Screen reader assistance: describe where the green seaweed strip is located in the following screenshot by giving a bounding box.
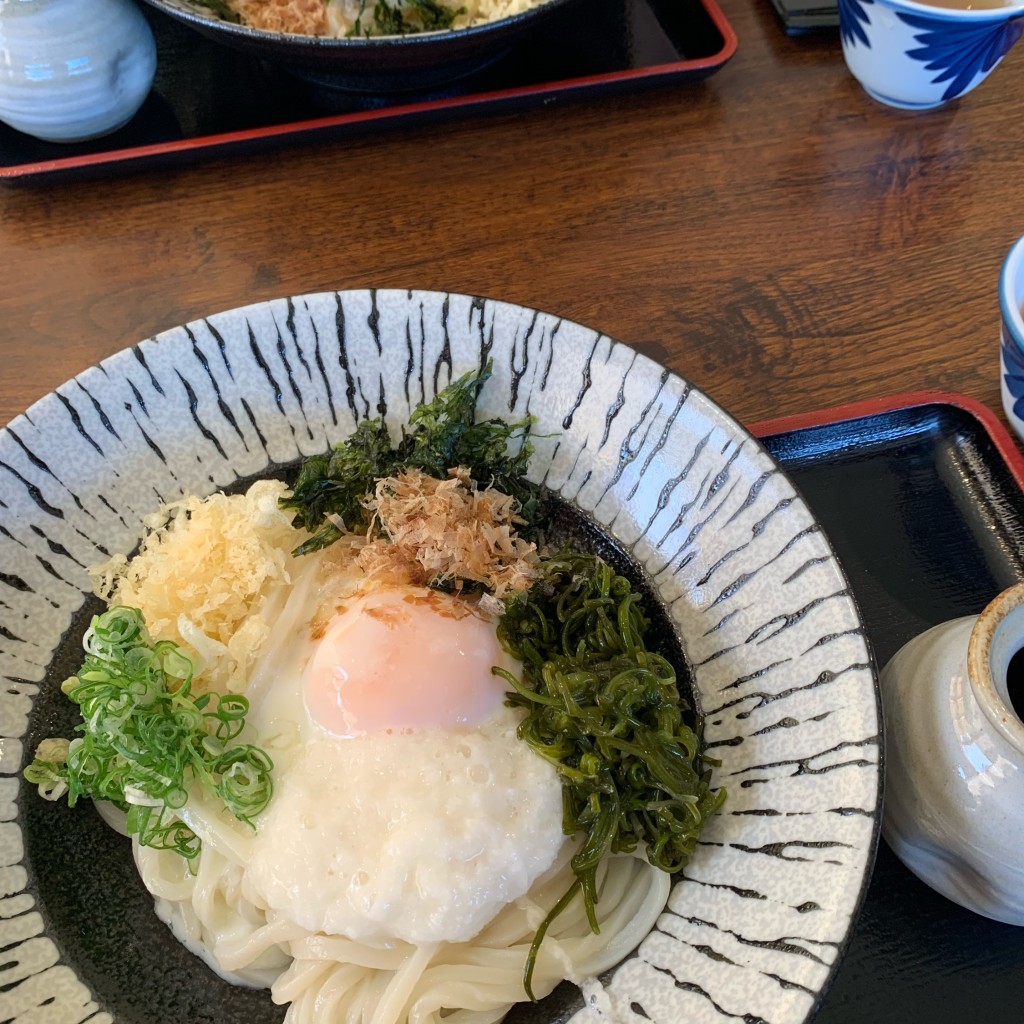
[497,552,726,998]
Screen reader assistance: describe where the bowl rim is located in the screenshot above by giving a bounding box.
[848,0,1024,24]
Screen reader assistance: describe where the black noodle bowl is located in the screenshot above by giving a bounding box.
[21,465,700,1024]
[136,0,586,92]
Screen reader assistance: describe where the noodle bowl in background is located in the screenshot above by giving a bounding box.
[227,0,553,37]
[135,0,584,92]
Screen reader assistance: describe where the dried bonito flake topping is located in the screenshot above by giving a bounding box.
[358,467,540,597]
[231,0,329,34]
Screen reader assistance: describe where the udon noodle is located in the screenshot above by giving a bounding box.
[136,814,668,1024]
[31,359,722,1024]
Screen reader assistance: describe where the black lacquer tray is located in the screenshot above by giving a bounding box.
[753,392,1024,1024]
[0,0,737,185]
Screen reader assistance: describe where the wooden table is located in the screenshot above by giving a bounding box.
[2,0,1022,436]
[2,3,1024,1022]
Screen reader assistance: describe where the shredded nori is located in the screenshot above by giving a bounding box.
[280,363,538,555]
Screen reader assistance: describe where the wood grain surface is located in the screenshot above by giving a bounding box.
[1,0,1022,437]
[2,7,1024,1024]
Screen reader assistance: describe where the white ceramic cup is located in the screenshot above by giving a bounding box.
[0,0,157,143]
[838,0,1024,110]
[999,235,1024,447]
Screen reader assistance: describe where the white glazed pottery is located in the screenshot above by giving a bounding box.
[837,0,1024,110]
[0,0,156,143]
[882,582,1024,924]
[999,234,1024,447]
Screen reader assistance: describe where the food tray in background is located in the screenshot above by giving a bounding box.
[0,0,737,185]
[768,0,838,35]
[752,392,1024,1023]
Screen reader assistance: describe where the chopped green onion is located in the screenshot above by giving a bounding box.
[24,606,273,861]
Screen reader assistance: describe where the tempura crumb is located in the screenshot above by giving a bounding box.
[89,480,301,694]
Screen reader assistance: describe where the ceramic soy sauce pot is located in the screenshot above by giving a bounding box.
[0,0,156,143]
[882,582,1024,924]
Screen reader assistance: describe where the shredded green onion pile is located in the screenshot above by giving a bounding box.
[24,606,273,861]
[496,552,725,998]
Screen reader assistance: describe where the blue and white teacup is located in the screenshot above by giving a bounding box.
[838,0,1024,110]
[999,236,1024,448]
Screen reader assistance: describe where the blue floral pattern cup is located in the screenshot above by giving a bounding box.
[838,0,1024,109]
[1000,236,1024,447]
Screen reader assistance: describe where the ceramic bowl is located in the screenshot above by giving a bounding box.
[0,0,156,143]
[137,0,581,92]
[881,583,1024,923]
[837,0,1024,110]
[1000,234,1024,446]
[0,290,882,1024]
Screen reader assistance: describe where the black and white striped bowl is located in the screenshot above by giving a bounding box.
[0,290,881,1024]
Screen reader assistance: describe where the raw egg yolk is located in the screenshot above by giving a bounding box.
[302,588,510,737]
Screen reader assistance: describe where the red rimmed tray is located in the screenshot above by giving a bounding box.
[752,390,1024,1023]
[0,0,737,185]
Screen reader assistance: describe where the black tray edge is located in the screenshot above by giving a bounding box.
[751,389,1024,492]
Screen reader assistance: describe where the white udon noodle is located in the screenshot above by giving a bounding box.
[134,808,669,1024]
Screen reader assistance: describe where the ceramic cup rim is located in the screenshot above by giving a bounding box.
[967,581,1024,752]
[855,0,1024,24]
[1001,234,1024,353]
[859,0,1024,22]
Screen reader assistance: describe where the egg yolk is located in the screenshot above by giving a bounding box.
[302,588,510,737]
